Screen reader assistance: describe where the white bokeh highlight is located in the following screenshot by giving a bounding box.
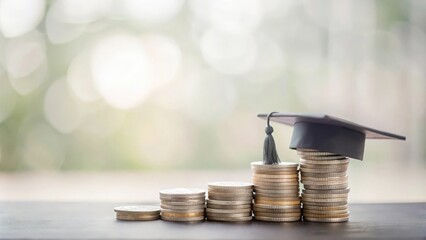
[0,0,45,38]
[91,32,153,109]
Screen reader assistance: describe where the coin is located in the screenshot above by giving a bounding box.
[208,182,253,190]
[301,176,348,182]
[300,155,347,160]
[206,212,252,218]
[300,159,350,165]
[303,188,350,194]
[303,209,348,215]
[255,215,300,222]
[207,192,253,198]
[206,199,253,205]
[207,216,252,222]
[254,184,300,190]
[302,180,348,186]
[160,188,205,198]
[303,216,349,222]
[160,200,205,206]
[161,204,205,210]
[303,212,349,218]
[253,174,299,179]
[208,188,253,195]
[302,205,348,211]
[300,163,349,169]
[254,188,299,194]
[208,195,253,201]
[254,211,301,218]
[302,197,348,203]
[251,161,299,170]
[254,203,301,210]
[254,206,301,212]
[302,193,348,199]
[161,208,205,213]
[206,208,251,214]
[161,212,205,218]
[300,167,347,173]
[254,181,299,187]
[114,205,161,214]
[254,193,300,199]
[252,169,298,175]
[207,203,252,209]
[254,198,301,206]
[161,216,205,222]
[303,184,348,190]
[302,201,347,207]
[296,149,337,156]
[301,172,347,178]
[116,213,160,221]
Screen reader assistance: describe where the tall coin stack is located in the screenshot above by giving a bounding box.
[159,188,206,222]
[206,182,253,222]
[251,162,301,222]
[298,149,350,222]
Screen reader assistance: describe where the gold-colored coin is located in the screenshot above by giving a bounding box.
[255,198,301,206]
[254,202,301,208]
[303,188,350,194]
[254,212,301,218]
[302,201,347,207]
[252,169,299,176]
[300,155,347,160]
[303,216,349,222]
[206,208,252,214]
[207,203,252,209]
[301,180,348,186]
[207,216,252,222]
[300,159,350,165]
[161,208,205,213]
[301,172,347,178]
[160,200,205,206]
[253,177,299,185]
[116,213,160,221]
[301,176,348,182]
[255,192,300,199]
[159,188,205,198]
[303,212,349,218]
[302,197,348,203]
[255,215,300,222]
[161,211,205,218]
[207,192,253,198]
[300,167,347,173]
[253,173,299,179]
[161,216,205,222]
[302,204,348,211]
[300,163,349,169]
[206,199,253,205]
[296,149,337,156]
[208,195,253,201]
[254,184,300,190]
[206,212,251,218]
[303,209,348,215]
[303,184,348,190]
[161,204,205,210]
[302,193,348,199]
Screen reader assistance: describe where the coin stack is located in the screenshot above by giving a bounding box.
[159,188,206,222]
[298,149,350,222]
[251,161,301,222]
[114,205,161,221]
[206,182,253,222]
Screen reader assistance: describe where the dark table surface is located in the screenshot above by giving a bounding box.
[0,202,425,239]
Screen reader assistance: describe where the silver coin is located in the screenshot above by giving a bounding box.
[114,205,160,214]
[160,188,205,197]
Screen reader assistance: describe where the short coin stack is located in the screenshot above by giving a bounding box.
[298,149,350,222]
[206,182,253,222]
[159,188,206,222]
[251,161,301,222]
[114,205,161,221]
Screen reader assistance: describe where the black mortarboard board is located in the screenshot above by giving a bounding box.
[257,113,406,160]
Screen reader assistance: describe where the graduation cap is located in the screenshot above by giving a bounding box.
[258,112,406,161]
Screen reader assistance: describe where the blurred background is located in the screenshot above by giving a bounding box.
[0,0,425,203]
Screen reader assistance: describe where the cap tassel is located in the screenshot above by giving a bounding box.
[263,112,280,165]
